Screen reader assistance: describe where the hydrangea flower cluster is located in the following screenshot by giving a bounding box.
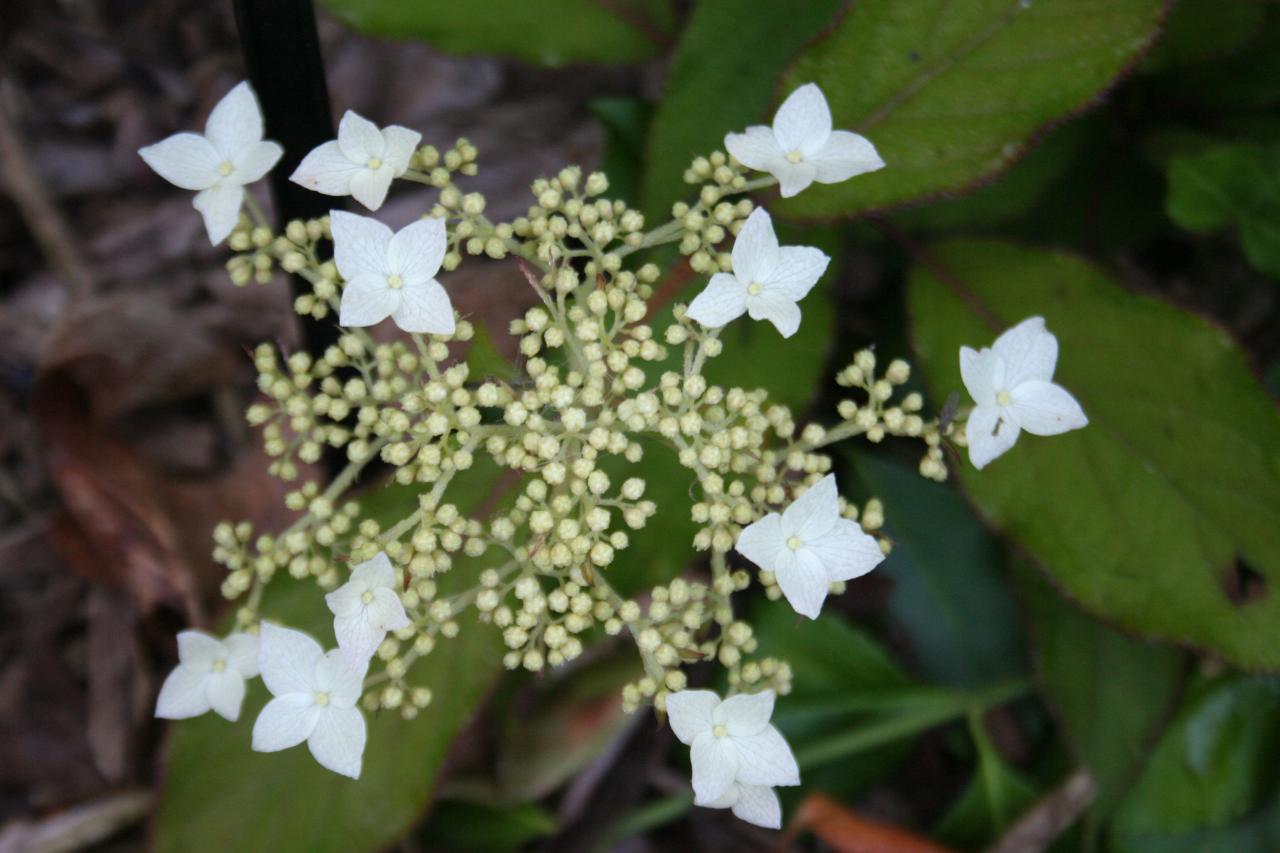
[143,81,1086,821]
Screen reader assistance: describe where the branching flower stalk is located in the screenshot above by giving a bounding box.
[147,81,1086,823]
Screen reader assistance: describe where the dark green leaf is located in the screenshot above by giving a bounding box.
[934,714,1039,849]
[418,800,557,852]
[1141,0,1266,72]
[319,0,674,66]
[775,0,1167,219]
[589,98,653,208]
[909,239,1280,670]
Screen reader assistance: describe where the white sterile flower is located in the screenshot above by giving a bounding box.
[138,81,283,244]
[252,623,368,779]
[736,474,883,619]
[685,208,828,338]
[724,83,884,198]
[706,782,783,830]
[155,630,259,722]
[330,210,455,335]
[326,551,410,664]
[290,110,421,211]
[666,689,799,806]
[960,316,1089,470]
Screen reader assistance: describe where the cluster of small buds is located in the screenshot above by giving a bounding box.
[677,151,758,275]
[412,138,479,184]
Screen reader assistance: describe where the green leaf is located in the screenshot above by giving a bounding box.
[1111,676,1280,848]
[640,0,846,221]
[908,239,1280,670]
[590,98,653,208]
[1166,143,1280,278]
[1013,561,1182,820]
[1141,0,1266,72]
[934,713,1039,849]
[774,0,1167,219]
[319,0,674,67]
[155,467,506,853]
[466,320,516,381]
[849,449,1025,687]
[417,800,557,852]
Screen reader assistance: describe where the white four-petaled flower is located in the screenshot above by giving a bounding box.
[736,474,884,619]
[960,316,1088,470]
[290,110,421,212]
[155,630,259,722]
[666,689,799,807]
[685,208,828,338]
[326,551,411,664]
[706,782,783,829]
[138,81,283,245]
[331,210,455,335]
[252,623,368,779]
[725,83,883,198]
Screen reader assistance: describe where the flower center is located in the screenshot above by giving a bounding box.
[217,160,234,177]
[366,156,383,170]
[387,273,404,289]
[361,590,375,604]
[712,724,728,738]
[785,149,804,164]
[313,691,330,707]
[211,659,227,672]
[746,282,763,296]
[996,389,1012,407]
[786,535,803,551]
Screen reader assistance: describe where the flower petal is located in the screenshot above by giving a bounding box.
[735,513,783,570]
[772,549,829,619]
[389,218,446,283]
[731,208,779,285]
[336,110,385,163]
[233,141,283,184]
[665,689,720,744]
[314,649,368,708]
[330,210,393,279]
[810,130,885,184]
[1009,380,1088,436]
[253,694,319,752]
[393,278,455,335]
[732,785,782,829]
[339,272,399,328]
[780,474,839,542]
[992,316,1058,387]
[333,611,385,666]
[308,706,367,779]
[176,630,222,670]
[382,125,422,175]
[772,83,831,156]
[205,81,264,160]
[686,274,747,329]
[351,551,397,589]
[960,346,1002,407]
[808,519,884,583]
[775,161,818,198]
[224,633,260,678]
[192,183,244,245]
[765,246,828,302]
[734,725,800,788]
[349,167,394,211]
[138,133,220,190]
[325,580,366,619]
[715,690,774,738]
[290,141,362,196]
[369,587,410,632]
[691,731,740,805]
[206,670,247,721]
[745,291,802,338]
[258,622,323,697]
[966,403,1020,470]
[155,666,211,719]
[724,126,784,173]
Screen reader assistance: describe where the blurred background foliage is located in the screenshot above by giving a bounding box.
[7,0,1275,850]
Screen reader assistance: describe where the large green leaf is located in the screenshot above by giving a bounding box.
[934,712,1039,849]
[640,0,846,221]
[908,239,1280,670]
[850,450,1025,687]
[154,468,505,853]
[1014,562,1182,821]
[1166,143,1280,279]
[1111,676,1280,850]
[774,0,1167,219]
[319,0,674,67]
